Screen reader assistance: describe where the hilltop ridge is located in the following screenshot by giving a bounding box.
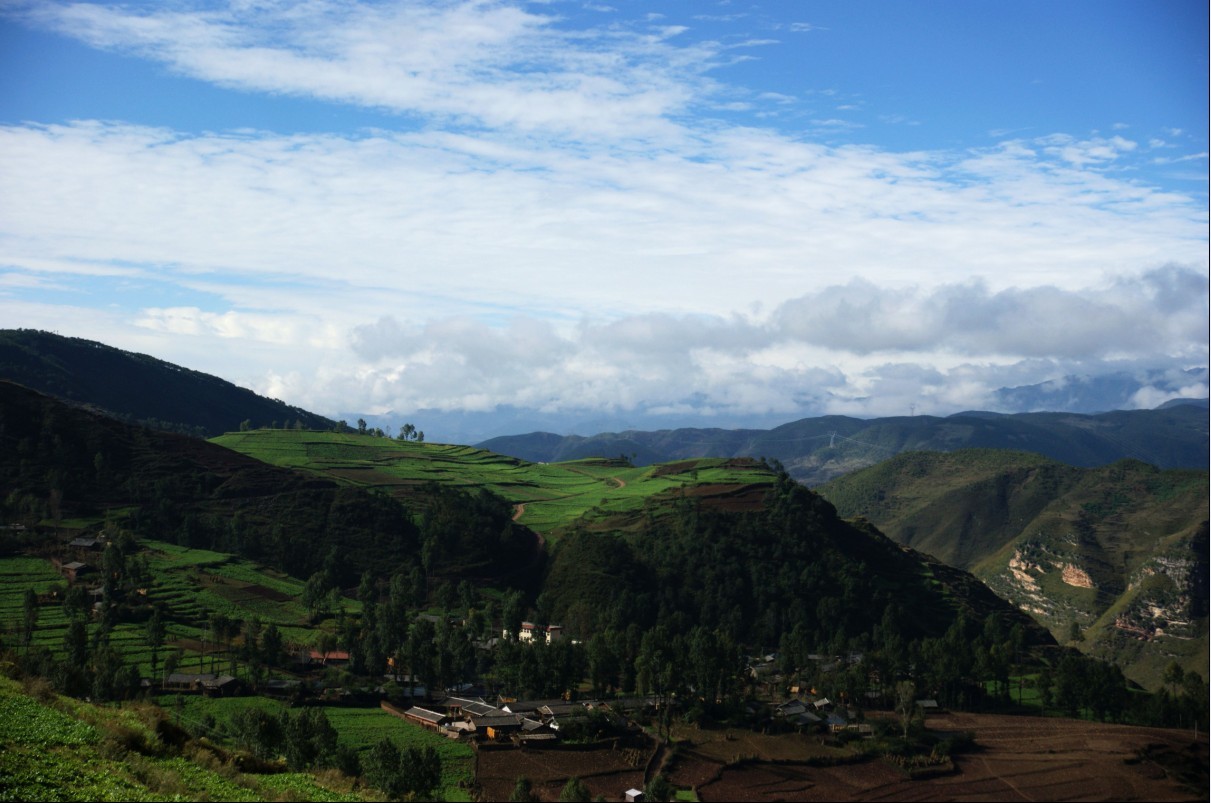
[0,329,337,437]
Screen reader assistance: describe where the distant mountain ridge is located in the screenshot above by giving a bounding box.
[0,329,337,437]
[478,405,1210,485]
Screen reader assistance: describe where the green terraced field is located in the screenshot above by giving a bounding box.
[0,546,337,680]
[211,431,777,537]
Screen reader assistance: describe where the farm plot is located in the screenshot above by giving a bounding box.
[160,698,474,801]
[671,713,1206,802]
[143,539,317,627]
[323,706,474,800]
[212,431,778,539]
[475,741,652,803]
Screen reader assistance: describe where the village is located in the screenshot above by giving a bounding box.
[41,528,934,746]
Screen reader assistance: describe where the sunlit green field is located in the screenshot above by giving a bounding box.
[212,431,776,536]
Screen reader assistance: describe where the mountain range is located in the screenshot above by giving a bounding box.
[3,329,1204,487]
[478,403,1208,486]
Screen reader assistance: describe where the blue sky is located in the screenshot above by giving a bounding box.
[0,1,1207,439]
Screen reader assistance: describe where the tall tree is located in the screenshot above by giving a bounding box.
[509,777,539,803]
[559,776,591,802]
[146,607,165,680]
[21,588,38,650]
[895,680,919,740]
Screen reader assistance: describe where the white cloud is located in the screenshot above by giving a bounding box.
[1036,133,1138,167]
[772,266,1207,360]
[4,120,1202,323]
[326,266,1207,421]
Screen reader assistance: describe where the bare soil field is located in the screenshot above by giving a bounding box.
[473,714,1205,801]
[475,741,652,802]
[680,713,1207,802]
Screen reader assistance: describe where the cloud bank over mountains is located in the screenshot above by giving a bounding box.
[0,1,1205,439]
[343,265,1207,430]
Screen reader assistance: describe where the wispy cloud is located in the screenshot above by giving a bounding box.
[2,121,1203,321]
[12,0,727,142]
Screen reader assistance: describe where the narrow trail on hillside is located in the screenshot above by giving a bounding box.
[512,503,526,522]
[566,465,628,490]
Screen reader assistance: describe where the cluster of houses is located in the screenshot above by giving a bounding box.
[51,535,106,582]
[387,694,649,745]
[769,695,870,736]
[505,621,564,644]
[749,651,940,738]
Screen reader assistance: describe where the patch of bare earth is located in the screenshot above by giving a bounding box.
[679,714,1207,802]
[475,741,652,802]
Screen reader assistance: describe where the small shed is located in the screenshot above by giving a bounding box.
[625,789,645,803]
[475,713,523,741]
[201,675,245,697]
[61,561,91,582]
[164,672,216,693]
[403,706,450,732]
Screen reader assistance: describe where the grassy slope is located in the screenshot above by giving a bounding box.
[819,450,1210,689]
[211,431,778,538]
[817,449,1061,567]
[0,676,365,802]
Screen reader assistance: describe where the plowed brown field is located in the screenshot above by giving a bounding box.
[687,713,1206,802]
[475,713,1206,801]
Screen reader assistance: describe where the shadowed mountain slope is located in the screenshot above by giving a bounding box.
[0,380,417,583]
[0,329,336,437]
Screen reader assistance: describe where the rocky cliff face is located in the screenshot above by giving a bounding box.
[986,536,1100,636]
[1114,547,1205,642]
[979,519,1208,689]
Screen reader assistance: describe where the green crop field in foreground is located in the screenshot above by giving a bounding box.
[212,431,777,536]
[0,677,364,802]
